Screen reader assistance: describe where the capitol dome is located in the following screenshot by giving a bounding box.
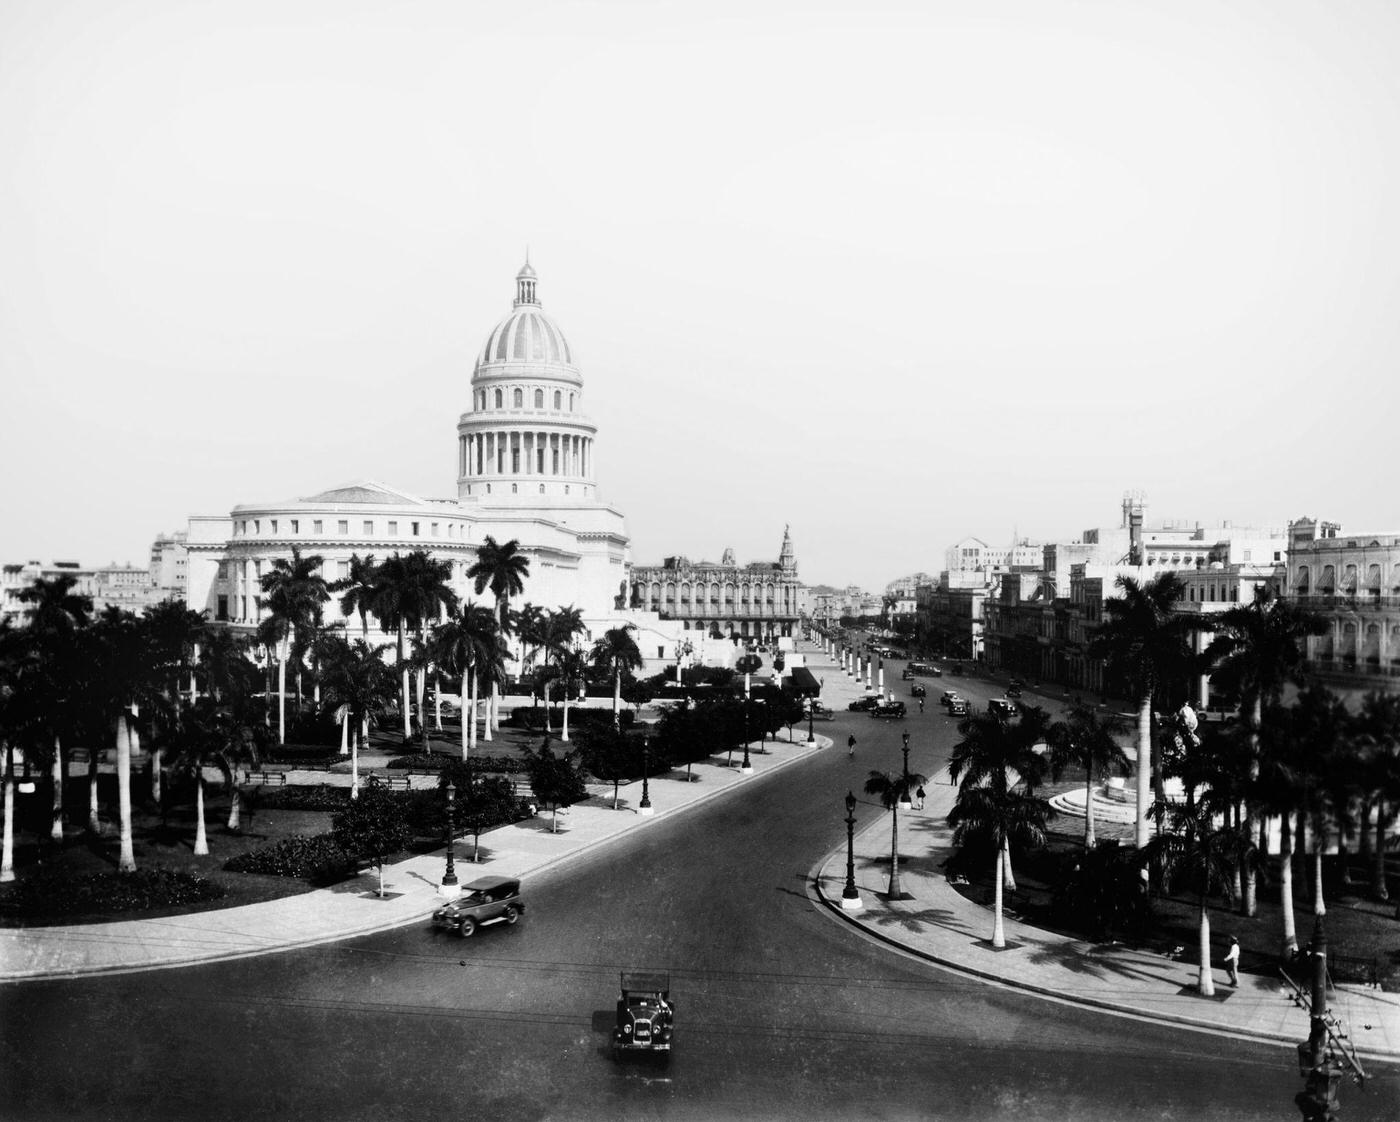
[474,262,576,371]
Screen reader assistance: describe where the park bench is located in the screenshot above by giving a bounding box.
[1328,951,1381,988]
[383,774,414,791]
[244,771,288,786]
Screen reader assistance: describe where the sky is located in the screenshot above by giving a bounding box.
[2,0,1398,593]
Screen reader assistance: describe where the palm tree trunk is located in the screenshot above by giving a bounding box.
[116,714,136,873]
[1313,844,1326,917]
[562,688,571,744]
[1279,810,1298,958]
[1002,839,1016,893]
[1084,768,1097,849]
[277,649,287,746]
[351,714,361,800]
[469,668,480,754]
[50,735,64,841]
[193,774,209,856]
[340,709,349,757]
[227,781,242,832]
[434,671,442,733]
[613,668,622,730]
[87,753,100,834]
[1241,695,1262,916]
[1372,800,1389,902]
[398,620,411,741]
[992,846,1006,948]
[415,668,427,745]
[481,669,493,743]
[1135,694,1151,852]
[1196,900,1215,996]
[1,745,15,883]
[150,745,163,804]
[467,666,478,762]
[887,804,901,898]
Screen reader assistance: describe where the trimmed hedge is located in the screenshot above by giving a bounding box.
[508,707,633,733]
[266,745,343,766]
[223,833,355,884]
[1,868,225,918]
[386,752,526,774]
[252,784,352,811]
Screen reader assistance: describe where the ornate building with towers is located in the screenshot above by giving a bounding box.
[628,528,804,644]
[175,261,632,643]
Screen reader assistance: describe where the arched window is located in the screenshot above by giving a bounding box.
[1319,565,1335,593]
[513,388,523,408]
[534,389,544,408]
[1342,564,1358,592]
[553,390,562,409]
[1295,564,1310,594]
[494,389,503,408]
[569,392,575,411]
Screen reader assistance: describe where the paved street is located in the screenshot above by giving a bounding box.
[2,644,1396,1121]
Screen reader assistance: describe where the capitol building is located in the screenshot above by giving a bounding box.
[180,262,642,649]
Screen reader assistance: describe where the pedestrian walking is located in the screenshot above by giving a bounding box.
[1223,935,1240,987]
[848,734,856,757]
[915,785,926,810]
[918,698,925,714]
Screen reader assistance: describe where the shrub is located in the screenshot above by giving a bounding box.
[253,785,352,811]
[266,745,342,766]
[224,833,355,882]
[2,868,225,918]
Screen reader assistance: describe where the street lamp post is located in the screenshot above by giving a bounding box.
[639,737,654,816]
[899,732,912,810]
[842,791,862,911]
[440,781,460,899]
[741,690,753,773]
[806,697,816,744]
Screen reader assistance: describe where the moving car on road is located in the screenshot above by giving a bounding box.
[614,972,674,1056]
[910,683,927,698]
[871,701,907,719]
[430,876,524,938]
[907,661,943,677]
[947,698,969,716]
[988,698,1018,718]
[807,702,836,721]
[940,690,963,708]
[847,696,881,711]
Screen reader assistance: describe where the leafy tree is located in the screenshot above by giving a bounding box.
[332,785,411,897]
[436,768,522,863]
[522,738,587,833]
[1046,704,1129,849]
[590,625,643,730]
[577,726,645,809]
[1087,573,1198,853]
[1200,585,1326,915]
[864,767,927,900]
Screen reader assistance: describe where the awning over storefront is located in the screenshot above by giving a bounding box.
[786,666,821,696]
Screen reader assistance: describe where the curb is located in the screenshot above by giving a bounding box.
[809,853,1400,1064]
[1,734,830,984]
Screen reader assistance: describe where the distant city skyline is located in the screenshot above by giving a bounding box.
[3,1,1397,592]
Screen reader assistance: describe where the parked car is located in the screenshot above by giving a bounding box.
[848,696,881,711]
[614,971,674,1056]
[901,668,915,680]
[910,683,927,698]
[1005,686,1023,699]
[807,702,836,721]
[429,876,524,938]
[871,701,907,719]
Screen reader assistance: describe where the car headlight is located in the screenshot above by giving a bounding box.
[623,1024,632,1034]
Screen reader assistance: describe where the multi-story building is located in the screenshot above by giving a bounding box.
[1283,518,1400,695]
[629,528,802,645]
[2,558,170,624]
[945,537,1043,574]
[149,532,189,602]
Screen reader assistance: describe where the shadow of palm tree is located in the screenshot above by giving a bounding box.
[1020,935,1188,985]
[870,904,974,936]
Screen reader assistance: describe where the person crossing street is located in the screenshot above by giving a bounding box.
[848,734,856,757]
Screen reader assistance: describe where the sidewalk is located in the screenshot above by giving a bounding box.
[812,764,1400,1064]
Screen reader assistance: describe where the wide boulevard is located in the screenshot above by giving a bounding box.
[3,659,1394,1121]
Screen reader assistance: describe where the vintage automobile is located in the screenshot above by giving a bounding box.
[940,691,963,708]
[614,971,674,1055]
[947,698,970,717]
[807,702,836,721]
[1005,685,1024,698]
[988,698,1018,718]
[847,695,881,712]
[910,683,927,698]
[871,701,907,719]
[429,875,524,938]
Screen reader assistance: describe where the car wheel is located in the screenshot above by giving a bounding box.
[503,905,519,925]
[458,918,476,938]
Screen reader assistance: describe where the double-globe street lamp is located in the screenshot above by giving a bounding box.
[842,791,862,911]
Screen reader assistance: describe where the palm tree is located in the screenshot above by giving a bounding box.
[1141,796,1245,996]
[1087,572,1198,853]
[1256,707,1309,957]
[557,648,588,744]
[0,619,38,882]
[1200,584,1326,915]
[373,552,459,743]
[1352,691,1400,903]
[331,553,380,642]
[515,602,548,692]
[590,625,644,730]
[947,785,1050,948]
[141,600,208,804]
[322,638,396,799]
[1290,686,1356,919]
[864,768,928,900]
[258,547,330,745]
[466,536,531,731]
[543,606,585,735]
[1046,704,1130,850]
[948,708,1050,894]
[165,697,257,855]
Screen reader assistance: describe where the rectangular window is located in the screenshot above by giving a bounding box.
[216,595,228,621]
[254,520,260,534]
[388,521,398,536]
[338,560,350,579]
[363,520,373,535]
[216,562,228,580]
[1243,549,1251,562]
[338,520,349,535]
[240,595,247,618]
[431,522,439,536]
[411,521,420,536]
[270,520,278,534]
[313,520,323,534]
